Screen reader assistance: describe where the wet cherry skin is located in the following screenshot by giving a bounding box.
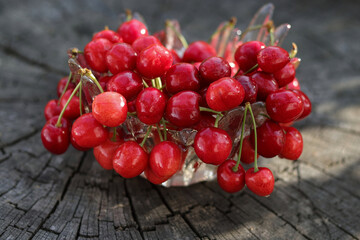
[234,75,258,104]
[93,139,123,170]
[132,35,161,54]
[292,90,312,120]
[199,57,231,85]
[273,62,296,87]
[106,71,143,100]
[117,19,149,44]
[84,38,113,73]
[70,134,90,151]
[245,167,275,196]
[135,87,166,125]
[93,29,122,43]
[234,41,265,72]
[164,63,201,94]
[257,46,290,73]
[182,41,217,63]
[44,99,61,121]
[251,72,279,101]
[217,160,245,193]
[41,116,70,155]
[106,43,137,74]
[279,127,303,160]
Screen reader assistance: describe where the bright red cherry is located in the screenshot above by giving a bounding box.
[250,120,285,158]
[41,116,70,155]
[194,127,232,165]
[206,77,245,111]
[92,92,128,127]
[113,141,148,178]
[70,134,90,151]
[279,127,303,160]
[199,57,231,84]
[132,35,161,54]
[93,29,122,43]
[93,139,122,170]
[144,167,170,185]
[284,78,301,90]
[266,89,304,123]
[44,99,61,121]
[252,72,279,101]
[257,46,290,73]
[217,160,245,193]
[84,38,113,73]
[136,44,173,79]
[117,19,149,44]
[106,43,137,74]
[234,75,258,103]
[273,62,296,87]
[149,141,182,178]
[165,91,201,128]
[245,167,275,196]
[71,113,108,148]
[106,71,143,100]
[59,89,82,120]
[234,41,265,72]
[182,41,217,63]
[135,87,166,125]
[57,76,75,97]
[240,136,259,164]
[164,63,201,94]
[292,90,312,120]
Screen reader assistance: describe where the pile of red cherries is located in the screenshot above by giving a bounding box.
[41,14,311,197]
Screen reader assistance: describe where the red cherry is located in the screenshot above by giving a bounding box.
[149,141,182,178]
[192,113,216,131]
[206,77,245,111]
[135,87,166,125]
[136,44,173,79]
[165,91,201,127]
[252,72,279,101]
[41,116,70,155]
[113,141,148,178]
[84,38,113,73]
[194,127,232,165]
[57,76,75,97]
[192,62,202,70]
[70,134,90,151]
[217,160,245,193]
[144,167,170,185]
[71,113,108,148]
[93,29,122,43]
[170,50,181,65]
[92,92,128,127]
[106,71,143,100]
[198,87,209,108]
[273,62,296,87]
[240,136,259,164]
[182,41,216,63]
[105,43,137,74]
[59,89,82,120]
[44,99,61,121]
[257,46,290,73]
[245,167,275,196]
[234,41,265,72]
[250,120,285,158]
[292,90,312,120]
[284,78,301,90]
[164,63,201,94]
[132,35,161,54]
[279,127,303,160]
[234,75,258,103]
[93,139,122,170]
[117,19,149,44]
[199,57,231,84]
[266,89,304,123]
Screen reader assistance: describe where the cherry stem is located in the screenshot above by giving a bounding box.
[247,102,259,172]
[156,124,164,142]
[289,42,298,58]
[166,20,188,49]
[151,79,156,88]
[243,64,259,75]
[142,79,149,88]
[199,107,223,117]
[269,27,275,46]
[56,81,81,128]
[81,69,104,93]
[140,125,153,147]
[111,127,117,142]
[233,105,248,172]
[58,72,72,106]
[79,83,83,116]
[125,9,132,21]
[218,17,237,57]
[239,24,264,41]
[214,114,222,128]
[161,118,167,141]
[155,77,162,90]
[127,112,137,117]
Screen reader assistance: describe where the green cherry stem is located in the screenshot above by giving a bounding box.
[111,127,117,142]
[246,102,259,172]
[289,42,298,58]
[151,79,156,88]
[199,107,223,116]
[156,124,164,142]
[166,20,188,49]
[232,105,248,172]
[127,112,137,117]
[79,82,83,116]
[269,27,275,46]
[80,68,104,93]
[58,72,72,106]
[142,79,149,88]
[214,114,222,128]
[155,77,163,90]
[239,24,265,41]
[140,125,153,147]
[125,9,132,21]
[161,118,167,141]
[55,81,81,128]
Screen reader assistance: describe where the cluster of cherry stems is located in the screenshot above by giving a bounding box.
[41,14,311,197]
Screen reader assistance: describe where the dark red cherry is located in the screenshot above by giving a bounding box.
[182,41,217,63]
[165,91,201,127]
[41,116,70,155]
[245,167,275,196]
[194,127,232,165]
[252,72,279,101]
[59,89,82,120]
[132,35,161,54]
[99,75,112,91]
[57,76,75,97]
[44,99,61,121]
[113,141,148,178]
[292,90,312,120]
[266,89,304,123]
[117,19,148,44]
[234,41,265,72]
[149,141,182,178]
[192,113,216,131]
[234,75,258,103]
[250,120,285,158]
[107,71,143,100]
[93,29,122,43]
[164,63,201,94]
[136,44,173,79]
[70,134,90,151]
[145,167,170,185]
[198,87,209,108]
[273,62,296,87]
[240,136,259,164]
[217,159,245,193]
[257,46,290,73]
[71,113,108,148]
[279,127,303,160]
[199,57,231,84]
[106,43,137,74]
[84,38,113,73]
[93,139,123,170]
[135,87,166,125]
[206,77,245,111]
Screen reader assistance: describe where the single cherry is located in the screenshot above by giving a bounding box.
[234,75,258,103]
[145,167,170,185]
[44,99,61,121]
[132,35,161,54]
[135,87,166,125]
[217,159,245,193]
[279,127,303,160]
[182,41,217,63]
[106,43,137,74]
[251,72,279,101]
[234,41,265,72]
[41,116,70,155]
[245,167,275,196]
[292,90,312,120]
[93,29,122,43]
[199,57,231,84]
[164,63,201,94]
[70,134,90,151]
[257,46,290,73]
[117,19,149,44]
[84,38,113,73]
[106,71,143,100]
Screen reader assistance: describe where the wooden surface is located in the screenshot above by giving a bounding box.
[1,0,360,239]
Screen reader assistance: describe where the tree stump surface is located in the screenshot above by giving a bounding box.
[0,0,359,239]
